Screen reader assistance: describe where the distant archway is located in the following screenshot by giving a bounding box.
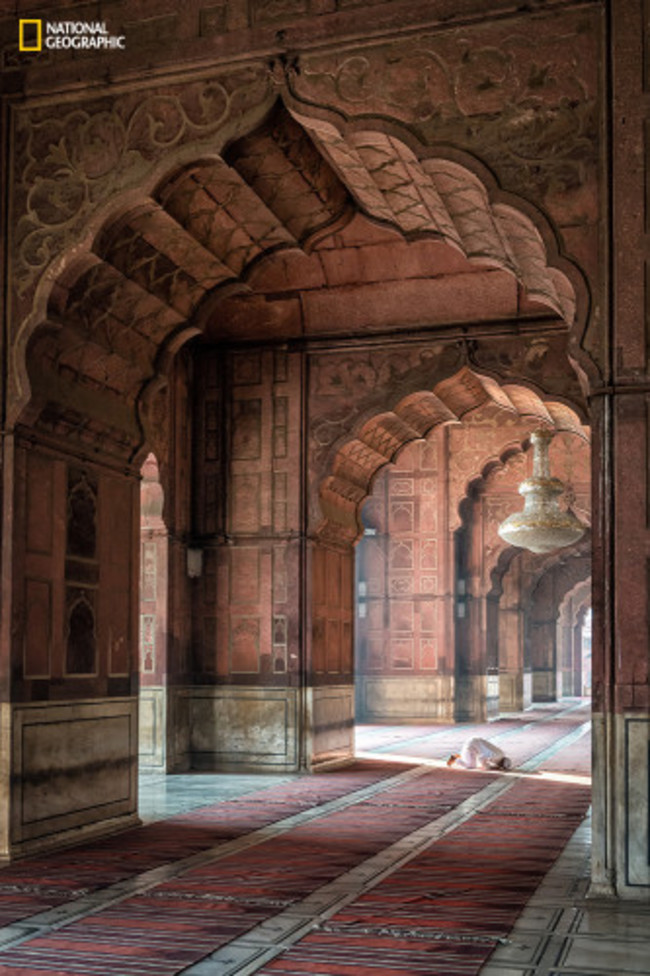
[557,577,592,699]
[350,374,589,725]
[320,367,588,547]
[139,453,169,770]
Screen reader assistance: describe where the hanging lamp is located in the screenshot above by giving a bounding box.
[497,428,585,554]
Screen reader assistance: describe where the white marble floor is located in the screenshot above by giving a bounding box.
[138,770,298,822]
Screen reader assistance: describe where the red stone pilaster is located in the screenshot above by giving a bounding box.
[590,0,650,897]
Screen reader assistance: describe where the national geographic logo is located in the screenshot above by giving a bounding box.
[19,19,126,52]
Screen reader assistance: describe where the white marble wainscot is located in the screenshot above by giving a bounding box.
[174,685,299,772]
[622,713,650,890]
[454,674,491,722]
[499,670,530,713]
[532,669,557,702]
[307,684,354,770]
[138,686,166,770]
[486,670,500,718]
[6,697,139,858]
[359,675,455,722]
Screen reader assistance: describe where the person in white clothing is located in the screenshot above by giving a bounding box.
[447,736,512,770]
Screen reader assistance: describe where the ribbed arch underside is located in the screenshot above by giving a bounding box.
[26,102,577,458]
[290,109,576,324]
[319,366,588,546]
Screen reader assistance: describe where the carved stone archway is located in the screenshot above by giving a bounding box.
[3,98,591,857]
[18,98,587,449]
[342,372,589,725]
[557,577,592,699]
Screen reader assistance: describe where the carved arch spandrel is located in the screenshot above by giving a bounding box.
[9,79,278,420]
[284,6,600,316]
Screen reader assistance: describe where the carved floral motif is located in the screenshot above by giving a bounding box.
[12,67,273,293]
[294,11,599,201]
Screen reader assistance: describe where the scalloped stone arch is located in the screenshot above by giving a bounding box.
[18,100,585,462]
[527,542,592,610]
[559,576,592,624]
[489,528,591,599]
[318,366,589,546]
[290,108,583,324]
[457,409,592,539]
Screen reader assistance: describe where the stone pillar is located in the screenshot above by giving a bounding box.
[499,606,527,712]
[182,346,306,773]
[157,349,195,774]
[592,393,650,897]
[455,511,488,723]
[557,617,575,698]
[455,580,488,722]
[572,613,584,698]
[485,594,500,719]
[497,559,528,713]
[590,0,650,898]
[557,597,576,699]
[529,613,558,702]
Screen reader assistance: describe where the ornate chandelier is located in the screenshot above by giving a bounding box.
[497,428,585,555]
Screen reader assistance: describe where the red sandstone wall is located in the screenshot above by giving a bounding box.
[192,347,304,685]
[356,430,452,680]
[11,440,138,702]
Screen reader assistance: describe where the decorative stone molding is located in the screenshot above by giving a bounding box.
[12,67,275,295]
[291,7,599,203]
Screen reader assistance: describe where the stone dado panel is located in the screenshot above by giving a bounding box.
[360,676,455,722]
[308,685,354,768]
[175,687,298,771]
[138,687,166,770]
[624,716,650,888]
[532,670,557,703]
[499,671,531,715]
[9,699,138,855]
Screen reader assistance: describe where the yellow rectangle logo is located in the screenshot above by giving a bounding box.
[19,19,42,52]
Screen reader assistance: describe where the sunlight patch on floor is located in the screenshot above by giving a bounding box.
[354,750,591,785]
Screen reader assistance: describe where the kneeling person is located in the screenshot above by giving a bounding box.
[447,736,512,770]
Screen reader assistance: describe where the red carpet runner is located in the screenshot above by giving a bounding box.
[258,778,590,976]
[0,712,591,976]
